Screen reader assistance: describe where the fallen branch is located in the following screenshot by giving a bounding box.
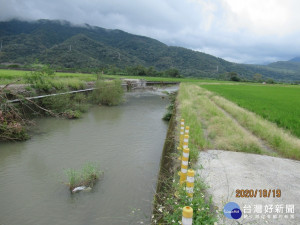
[22,97,58,117]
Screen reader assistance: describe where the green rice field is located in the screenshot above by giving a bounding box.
[0,69,233,84]
[201,84,300,138]
[0,69,97,84]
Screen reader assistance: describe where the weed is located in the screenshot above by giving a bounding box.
[162,92,176,121]
[153,175,217,224]
[65,162,103,191]
[62,109,82,119]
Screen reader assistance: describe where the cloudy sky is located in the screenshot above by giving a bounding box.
[1,0,300,64]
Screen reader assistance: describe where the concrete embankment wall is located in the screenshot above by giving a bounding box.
[152,104,177,217]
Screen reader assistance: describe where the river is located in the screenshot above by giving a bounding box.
[0,88,174,225]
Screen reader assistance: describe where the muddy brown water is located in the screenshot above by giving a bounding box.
[0,89,175,225]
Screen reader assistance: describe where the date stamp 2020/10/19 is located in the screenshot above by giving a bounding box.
[236,189,281,198]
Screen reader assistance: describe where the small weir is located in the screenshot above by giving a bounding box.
[0,88,177,225]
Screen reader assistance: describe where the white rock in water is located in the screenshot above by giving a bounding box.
[72,186,86,193]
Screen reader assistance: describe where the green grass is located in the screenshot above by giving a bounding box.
[0,69,236,84]
[207,92,300,159]
[54,72,97,81]
[0,69,97,85]
[154,91,218,223]
[177,84,266,155]
[154,175,217,224]
[172,83,300,223]
[201,84,300,138]
[102,74,230,83]
[65,162,102,191]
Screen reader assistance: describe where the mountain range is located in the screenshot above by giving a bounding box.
[0,19,299,81]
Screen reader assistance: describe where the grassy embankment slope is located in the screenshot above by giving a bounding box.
[177,83,300,160]
[173,82,300,223]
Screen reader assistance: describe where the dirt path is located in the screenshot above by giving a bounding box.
[212,101,276,155]
[197,150,300,224]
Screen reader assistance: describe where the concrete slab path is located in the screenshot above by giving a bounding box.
[198,150,300,225]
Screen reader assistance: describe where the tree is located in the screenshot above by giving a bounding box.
[253,73,263,82]
[266,78,275,84]
[165,68,180,78]
[146,66,158,77]
[228,72,240,82]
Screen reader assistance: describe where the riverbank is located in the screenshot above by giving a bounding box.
[0,78,124,141]
[152,85,217,224]
[159,83,300,224]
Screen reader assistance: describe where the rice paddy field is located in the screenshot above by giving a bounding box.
[201,84,300,138]
[0,69,97,84]
[0,69,232,85]
[177,83,300,160]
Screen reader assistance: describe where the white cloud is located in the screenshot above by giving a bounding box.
[0,0,300,63]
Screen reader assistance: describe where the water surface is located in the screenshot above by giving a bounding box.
[0,90,170,225]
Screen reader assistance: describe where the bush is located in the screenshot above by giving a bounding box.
[163,103,174,121]
[25,65,56,93]
[228,72,241,82]
[0,107,29,141]
[92,79,124,106]
[162,92,176,121]
[39,93,90,117]
[62,109,82,119]
[40,94,71,113]
[266,78,275,84]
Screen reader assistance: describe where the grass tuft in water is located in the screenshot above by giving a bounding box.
[65,162,103,191]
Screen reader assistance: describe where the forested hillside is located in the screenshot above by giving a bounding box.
[0,19,299,81]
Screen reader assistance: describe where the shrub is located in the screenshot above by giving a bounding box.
[40,94,71,113]
[39,93,90,117]
[25,65,56,93]
[62,109,82,119]
[162,91,176,121]
[0,107,29,141]
[92,79,124,106]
